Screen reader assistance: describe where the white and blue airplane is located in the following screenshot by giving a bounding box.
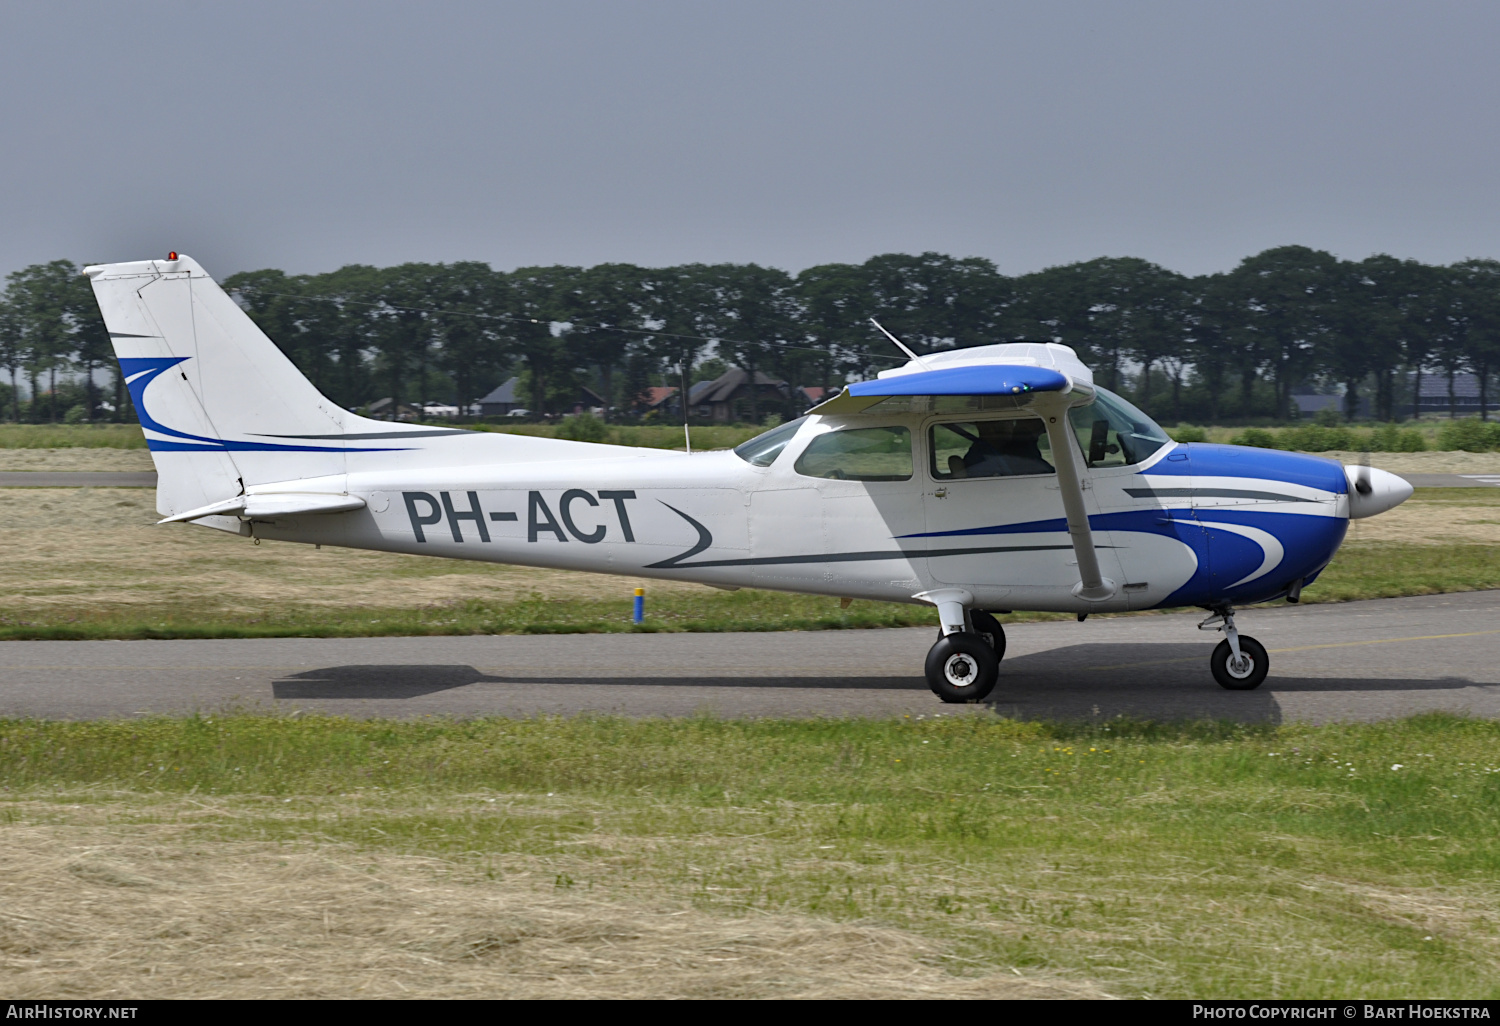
[86,254,1414,702]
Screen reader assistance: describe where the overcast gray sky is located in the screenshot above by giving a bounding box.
[2,0,1497,281]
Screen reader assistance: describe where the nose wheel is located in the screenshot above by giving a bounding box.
[1200,607,1269,690]
[1211,636,1268,689]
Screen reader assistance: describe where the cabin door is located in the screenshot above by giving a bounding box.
[921,415,1110,590]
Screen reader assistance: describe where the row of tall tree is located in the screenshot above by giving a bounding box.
[2,246,1496,424]
[0,260,115,423]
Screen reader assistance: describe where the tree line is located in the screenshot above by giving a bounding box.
[2,246,1496,425]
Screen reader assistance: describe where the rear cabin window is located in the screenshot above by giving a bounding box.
[930,418,1056,479]
[794,425,912,481]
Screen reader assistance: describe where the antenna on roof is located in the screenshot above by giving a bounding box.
[680,351,692,455]
[870,319,932,370]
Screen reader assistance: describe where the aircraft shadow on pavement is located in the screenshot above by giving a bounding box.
[998,643,1480,690]
[271,664,925,699]
[274,665,509,699]
[271,643,1479,723]
[987,643,1479,723]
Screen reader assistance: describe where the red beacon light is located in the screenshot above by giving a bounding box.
[167,252,179,261]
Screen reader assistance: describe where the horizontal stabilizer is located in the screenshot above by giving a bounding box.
[159,492,366,524]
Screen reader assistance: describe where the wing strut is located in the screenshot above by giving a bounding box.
[1032,393,1116,602]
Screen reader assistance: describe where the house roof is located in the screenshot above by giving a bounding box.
[477,377,520,405]
[693,368,787,403]
[641,386,677,407]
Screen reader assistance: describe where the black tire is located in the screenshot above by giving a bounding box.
[925,633,999,703]
[1211,636,1269,690]
[970,610,1007,662]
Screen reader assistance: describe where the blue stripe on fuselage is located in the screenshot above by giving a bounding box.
[1164,508,1348,607]
[901,506,1346,608]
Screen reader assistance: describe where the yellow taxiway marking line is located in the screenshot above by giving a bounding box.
[1084,628,1500,672]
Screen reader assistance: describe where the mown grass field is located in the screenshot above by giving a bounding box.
[0,487,1495,640]
[3,713,1498,998]
[0,423,150,449]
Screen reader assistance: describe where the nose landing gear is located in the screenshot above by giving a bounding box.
[1199,606,1269,690]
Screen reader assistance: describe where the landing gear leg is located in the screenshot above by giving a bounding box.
[1199,606,1269,690]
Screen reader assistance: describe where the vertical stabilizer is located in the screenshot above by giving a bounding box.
[85,255,350,518]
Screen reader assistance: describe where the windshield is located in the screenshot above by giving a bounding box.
[733,417,807,467]
[1067,387,1170,467]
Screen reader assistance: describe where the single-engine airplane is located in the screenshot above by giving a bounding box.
[86,255,1414,701]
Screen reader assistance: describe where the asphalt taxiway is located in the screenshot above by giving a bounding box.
[0,591,1496,723]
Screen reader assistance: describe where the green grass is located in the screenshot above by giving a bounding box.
[0,422,148,448]
[5,712,1499,997]
[1300,543,1500,602]
[1165,419,1499,451]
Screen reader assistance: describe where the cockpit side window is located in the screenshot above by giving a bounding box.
[793,425,912,481]
[1067,387,1171,468]
[733,417,807,467]
[930,417,1056,479]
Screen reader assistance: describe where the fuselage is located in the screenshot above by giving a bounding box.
[238,421,1352,615]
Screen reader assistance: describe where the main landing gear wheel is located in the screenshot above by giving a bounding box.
[925,633,999,704]
[1212,636,1269,690]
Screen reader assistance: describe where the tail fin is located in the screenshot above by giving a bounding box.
[86,254,635,520]
[87,255,413,518]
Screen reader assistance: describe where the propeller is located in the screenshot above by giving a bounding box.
[1354,448,1372,497]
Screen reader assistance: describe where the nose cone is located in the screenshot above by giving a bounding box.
[1344,465,1414,519]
